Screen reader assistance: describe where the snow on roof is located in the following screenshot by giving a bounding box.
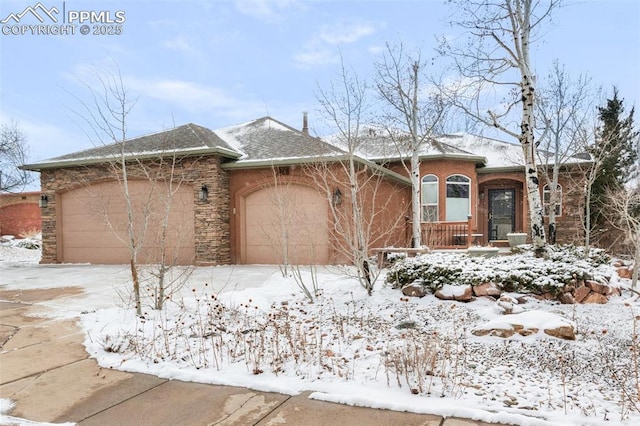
[215,116,344,162]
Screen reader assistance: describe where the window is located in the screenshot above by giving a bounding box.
[446,175,470,221]
[421,175,438,222]
[543,184,562,216]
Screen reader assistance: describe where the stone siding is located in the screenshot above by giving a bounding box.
[39,156,230,265]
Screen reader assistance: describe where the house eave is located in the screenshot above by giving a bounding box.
[21,146,241,171]
[222,155,412,186]
[369,153,487,164]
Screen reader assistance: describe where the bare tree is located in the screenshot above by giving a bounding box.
[536,61,596,244]
[70,65,143,314]
[314,60,408,294]
[440,0,562,254]
[1,121,33,192]
[375,42,448,248]
[607,184,640,289]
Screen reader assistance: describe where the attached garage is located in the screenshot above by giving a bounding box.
[242,184,329,264]
[59,180,195,264]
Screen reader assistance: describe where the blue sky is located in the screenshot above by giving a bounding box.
[1,0,639,165]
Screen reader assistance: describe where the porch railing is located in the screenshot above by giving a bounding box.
[409,216,480,249]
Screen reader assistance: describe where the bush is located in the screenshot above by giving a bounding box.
[16,239,42,250]
[385,245,612,295]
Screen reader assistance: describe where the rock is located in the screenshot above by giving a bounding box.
[586,280,609,295]
[435,285,473,302]
[617,267,633,279]
[608,286,622,297]
[496,295,523,314]
[471,328,515,338]
[472,310,576,341]
[582,292,608,304]
[544,325,576,340]
[573,286,591,303]
[559,292,575,304]
[402,282,426,298]
[473,282,502,298]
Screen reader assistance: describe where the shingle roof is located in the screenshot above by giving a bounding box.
[216,116,344,162]
[22,123,240,170]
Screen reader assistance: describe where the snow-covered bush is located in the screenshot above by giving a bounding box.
[386,245,612,295]
[15,239,41,250]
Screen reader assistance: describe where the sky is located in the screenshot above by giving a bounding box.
[1,0,639,167]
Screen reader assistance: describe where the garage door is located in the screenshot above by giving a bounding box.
[243,184,329,264]
[60,180,195,264]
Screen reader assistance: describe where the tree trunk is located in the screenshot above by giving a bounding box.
[411,151,421,247]
[520,73,547,254]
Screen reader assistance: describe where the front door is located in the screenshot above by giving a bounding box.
[488,189,515,240]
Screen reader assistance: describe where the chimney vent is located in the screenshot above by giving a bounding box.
[302,111,309,135]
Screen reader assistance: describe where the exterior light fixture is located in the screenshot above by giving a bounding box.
[199,184,208,201]
[332,188,343,206]
[39,194,48,208]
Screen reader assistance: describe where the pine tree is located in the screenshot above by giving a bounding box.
[590,87,639,243]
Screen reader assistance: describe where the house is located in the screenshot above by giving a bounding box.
[22,116,589,266]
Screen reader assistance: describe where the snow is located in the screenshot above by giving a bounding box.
[474,310,575,334]
[2,242,640,426]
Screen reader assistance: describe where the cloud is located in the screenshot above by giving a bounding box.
[234,0,298,23]
[123,77,270,122]
[295,20,377,68]
[162,35,196,54]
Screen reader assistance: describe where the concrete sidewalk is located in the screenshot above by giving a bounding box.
[0,287,503,426]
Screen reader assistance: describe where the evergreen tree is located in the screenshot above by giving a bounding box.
[590,87,639,239]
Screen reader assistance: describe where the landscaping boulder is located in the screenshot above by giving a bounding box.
[435,284,473,302]
[473,282,502,298]
[401,282,426,298]
[472,310,576,340]
[617,267,633,279]
[586,280,609,295]
[583,292,608,304]
[573,285,591,303]
[559,292,576,304]
[496,295,522,314]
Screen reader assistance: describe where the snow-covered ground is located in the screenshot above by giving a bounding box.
[2,240,640,426]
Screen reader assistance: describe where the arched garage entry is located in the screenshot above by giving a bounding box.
[241,183,329,264]
[59,180,195,264]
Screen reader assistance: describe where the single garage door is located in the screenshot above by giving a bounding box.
[60,180,195,264]
[243,184,329,264]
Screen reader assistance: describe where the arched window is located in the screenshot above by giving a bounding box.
[543,184,562,216]
[421,174,438,222]
[446,175,470,221]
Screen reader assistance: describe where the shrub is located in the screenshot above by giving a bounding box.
[16,239,42,250]
[385,245,613,295]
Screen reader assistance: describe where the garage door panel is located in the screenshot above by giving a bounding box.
[61,180,195,264]
[244,184,329,264]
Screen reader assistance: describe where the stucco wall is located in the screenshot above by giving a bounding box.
[228,164,410,264]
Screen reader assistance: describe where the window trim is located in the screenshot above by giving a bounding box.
[421,174,438,222]
[445,174,471,222]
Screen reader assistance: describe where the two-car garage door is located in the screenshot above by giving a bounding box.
[60,180,195,264]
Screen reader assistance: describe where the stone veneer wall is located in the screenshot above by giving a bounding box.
[38,155,230,266]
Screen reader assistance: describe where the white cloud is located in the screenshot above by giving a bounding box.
[234,0,298,23]
[123,77,270,122]
[293,49,339,68]
[317,22,375,45]
[162,36,196,54]
[295,20,377,68]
